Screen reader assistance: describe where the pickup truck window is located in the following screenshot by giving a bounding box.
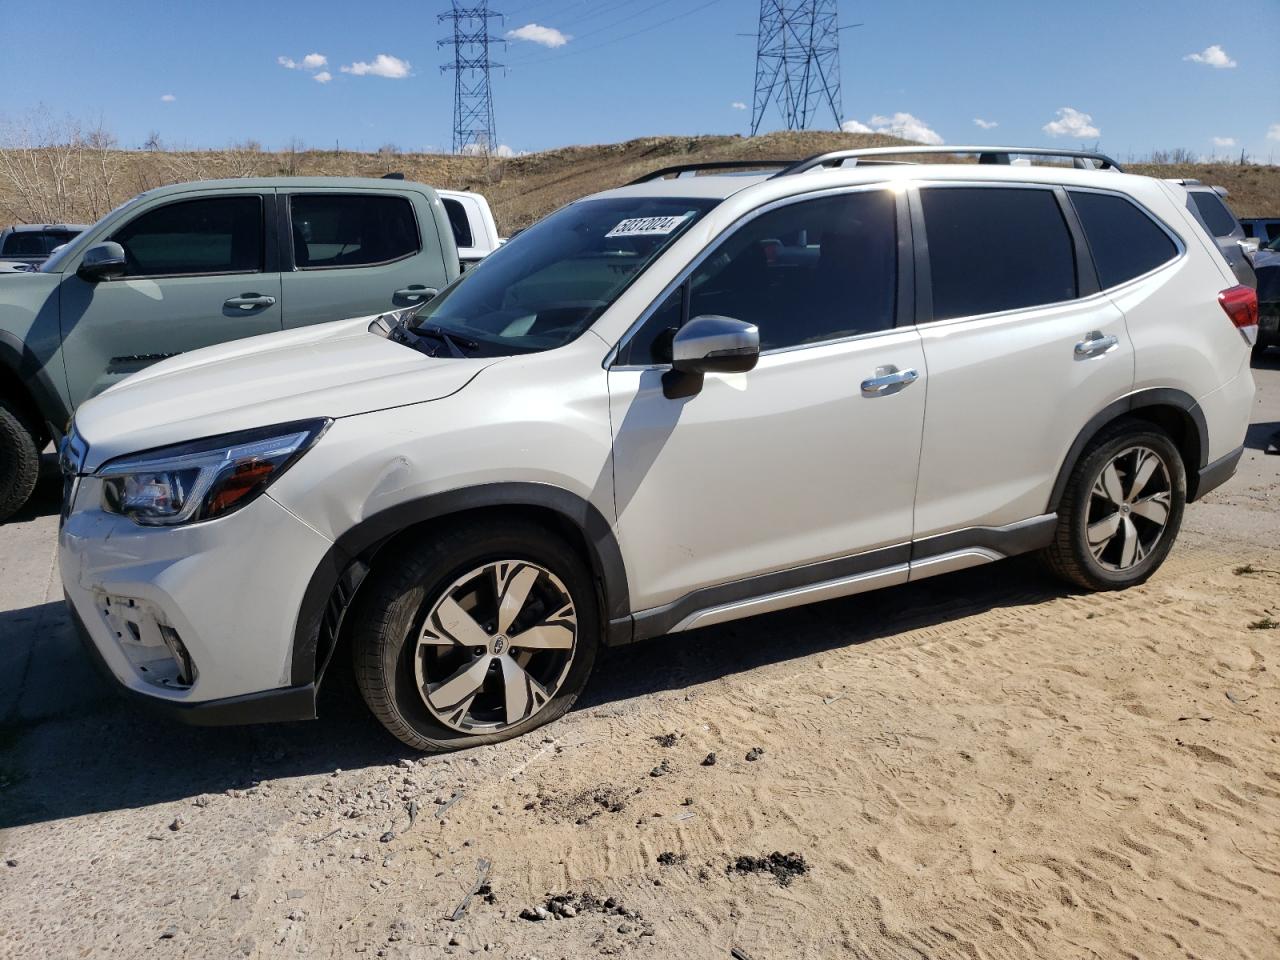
[442,197,474,249]
[289,194,420,269]
[112,195,263,277]
[2,230,80,256]
[411,196,719,356]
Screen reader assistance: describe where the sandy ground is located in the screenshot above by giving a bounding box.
[2,359,1278,960]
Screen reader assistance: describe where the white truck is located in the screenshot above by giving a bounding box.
[437,189,503,269]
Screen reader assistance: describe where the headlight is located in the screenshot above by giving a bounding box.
[98,419,330,526]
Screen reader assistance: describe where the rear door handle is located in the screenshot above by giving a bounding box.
[224,294,276,310]
[1074,332,1118,358]
[394,285,438,302]
[861,366,919,396]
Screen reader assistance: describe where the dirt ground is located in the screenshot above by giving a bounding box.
[2,358,1278,960]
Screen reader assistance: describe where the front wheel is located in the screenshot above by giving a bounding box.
[1042,420,1186,591]
[0,399,41,523]
[351,519,599,752]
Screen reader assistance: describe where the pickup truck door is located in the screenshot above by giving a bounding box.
[278,189,453,328]
[58,190,283,407]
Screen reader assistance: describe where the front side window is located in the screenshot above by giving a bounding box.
[410,196,718,355]
[1189,192,1237,238]
[921,187,1076,321]
[1070,191,1177,289]
[112,196,262,277]
[290,194,420,269]
[442,198,474,249]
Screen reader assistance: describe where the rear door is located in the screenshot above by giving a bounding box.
[910,183,1133,541]
[279,189,449,328]
[58,191,282,406]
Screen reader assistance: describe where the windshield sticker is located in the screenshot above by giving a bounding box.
[606,214,692,238]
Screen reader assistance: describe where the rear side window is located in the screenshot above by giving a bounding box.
[1070,191,1178,289]
[442,198,474,249]
[920,187,1076,321]
[113,196,263,277]
[1190,192,1237,238]
[290,194,420,269]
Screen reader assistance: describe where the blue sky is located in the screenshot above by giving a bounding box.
[3,0,1277,161]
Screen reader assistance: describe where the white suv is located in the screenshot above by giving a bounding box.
[59,147,1258,751]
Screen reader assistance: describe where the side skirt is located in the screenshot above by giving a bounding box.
[625,514,1058,640]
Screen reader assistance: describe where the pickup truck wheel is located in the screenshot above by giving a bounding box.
[0,399,41,522]
[351,519,599,752]
[1042,419,1185,591]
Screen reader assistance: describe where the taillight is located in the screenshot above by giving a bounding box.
[1218,284,1258,344]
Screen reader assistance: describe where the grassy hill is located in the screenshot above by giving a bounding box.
[2,131,1277,235]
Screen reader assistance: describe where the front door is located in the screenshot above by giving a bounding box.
[59,192,282,406]
[608,187,926,614]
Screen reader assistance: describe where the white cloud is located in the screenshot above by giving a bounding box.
[340,54,411,79]
[1211,136,1236,147]
[842,112,943,145]
[1042,107,1100,139]
[313,71,332,84]
[1268,124,1280,142]
[460,143,523,158]
[301,53,327,70]
[973,117,998,130]
[278,55,299,69]
[506,23,570,48]
[1184,44,1237,69]
[731,101,748,111]
[160,93,176,103]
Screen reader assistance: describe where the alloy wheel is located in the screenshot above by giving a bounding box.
[414,560,577,733]
[1086,445,1173,571]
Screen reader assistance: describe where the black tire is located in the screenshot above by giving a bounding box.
[1042,418,1186,591]
[0,398,41,523]
[350,518,600,752]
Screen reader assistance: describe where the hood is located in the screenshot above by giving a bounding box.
[74,315,501,468]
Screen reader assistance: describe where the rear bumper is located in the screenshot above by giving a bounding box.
[67,597,317,725]
[1191,444,1244,501]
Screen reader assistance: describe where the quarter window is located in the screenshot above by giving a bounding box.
[682,190,898,352]
[112,196,263,277]
[1070,191,1177,289]
[920,187,1077,321]
[442,198,474,249]
[1189,192,1237,238]
[289,194,420,269]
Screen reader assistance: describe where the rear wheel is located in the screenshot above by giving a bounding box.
[0,399,41,522]
[351,519,599,751]
[1042,420,1186,591]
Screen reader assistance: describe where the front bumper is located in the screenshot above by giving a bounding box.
[59,477,334,722]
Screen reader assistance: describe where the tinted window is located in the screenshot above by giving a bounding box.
[680,190,896,352]
[921,187,1076,320]
[113,197,262,276]
[442,198,474,249]
[290,194,420,268]
[1,230,79,256]
[1070,191,1177,289]
[1190,192,1237,238]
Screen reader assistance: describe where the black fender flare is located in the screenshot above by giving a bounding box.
[1047,387,1209,511]
[289,482,630,688]
[0,330,69,437]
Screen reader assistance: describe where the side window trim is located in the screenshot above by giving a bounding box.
[910,180,1086,326]
[107,193,268,280]
[608,182,904,369]
[1066,186,1186,293]
[284,191,423,272]
[1054,186,1099,298]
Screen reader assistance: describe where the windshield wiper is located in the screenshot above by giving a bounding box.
[411,325,480,358]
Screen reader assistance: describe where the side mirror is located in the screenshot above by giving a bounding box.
[76,242,127,282]
[664,315,760,399]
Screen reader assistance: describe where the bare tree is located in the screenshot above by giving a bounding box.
[0,107,122,224]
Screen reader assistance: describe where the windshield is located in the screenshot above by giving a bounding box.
[410,195,719,355]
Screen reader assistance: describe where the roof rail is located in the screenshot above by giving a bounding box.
[627,159,796,185]
[774,145,1124,177]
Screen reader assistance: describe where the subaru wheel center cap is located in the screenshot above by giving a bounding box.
[491,635,508,655]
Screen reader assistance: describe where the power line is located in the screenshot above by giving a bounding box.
[507,0,729,67]
[750,0,843,136]
[439,2,505,154]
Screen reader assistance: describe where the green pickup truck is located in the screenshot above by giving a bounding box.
[0,176,462,520]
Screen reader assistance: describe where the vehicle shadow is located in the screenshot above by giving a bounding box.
[1245,420,1279,452]
[0,557,1068,829]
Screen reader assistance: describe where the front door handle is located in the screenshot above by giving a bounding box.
[861,366,919,396]
[224,294,276,310]
[1074,331,1119,358]
[394,285,438,303]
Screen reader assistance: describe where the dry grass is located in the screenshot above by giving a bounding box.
[2,132,1277,234]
